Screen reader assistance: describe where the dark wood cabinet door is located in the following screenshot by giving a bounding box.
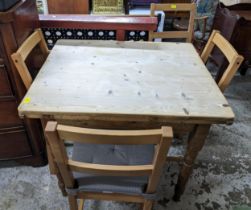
[0,98,23,128]
[0,60,13,97]
[0,127,32,160]
[0,0,47,166]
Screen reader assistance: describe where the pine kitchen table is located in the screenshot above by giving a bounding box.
[18,40,235,200]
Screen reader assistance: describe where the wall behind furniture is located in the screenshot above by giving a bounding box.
[37,0,48,14]
[47,0,89,14]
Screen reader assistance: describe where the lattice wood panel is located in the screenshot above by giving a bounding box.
[42,28,148,49]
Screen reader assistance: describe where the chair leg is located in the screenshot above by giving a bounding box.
[142,200,153,210]
[68,195,78,210]
[78,199,84,210]
[56,172,67,196]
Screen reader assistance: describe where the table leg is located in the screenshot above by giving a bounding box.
[173,124,211,201]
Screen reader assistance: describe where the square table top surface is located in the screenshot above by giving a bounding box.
[18,40,234,124]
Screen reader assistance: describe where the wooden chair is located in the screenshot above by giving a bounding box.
[149,3,196,42]
[11,29,53,167]
[11,29,65,192]
[201,30,244,92]
[11,29,49,90]
[45,121,173,210]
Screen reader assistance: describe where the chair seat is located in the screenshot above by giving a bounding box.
[71,143,155,196]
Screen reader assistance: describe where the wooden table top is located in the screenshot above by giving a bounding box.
[18,40,234,124]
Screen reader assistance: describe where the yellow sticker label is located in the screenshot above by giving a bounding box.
[171,4,177,9]
[23,97,31,104]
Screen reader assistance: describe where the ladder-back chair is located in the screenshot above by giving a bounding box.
[149,3,196,42]
[11,29,49,90]
[201,30,244,92]
[45,121,173,210]
[11,29,62,191]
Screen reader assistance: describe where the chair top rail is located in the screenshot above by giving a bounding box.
[151,3,196,14]
[57,124,172,145]
[15,30,41,61]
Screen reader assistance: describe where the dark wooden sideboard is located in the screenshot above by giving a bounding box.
[0,0,47,166]
[220,3,251,75]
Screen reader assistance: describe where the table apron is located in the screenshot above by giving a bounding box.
[38,116,215,137]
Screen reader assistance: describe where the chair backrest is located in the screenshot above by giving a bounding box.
[11,29,49,90]
[149,3,196,42]
[45,121,173,193]
[161,0,193,19]
[201,30,244,92]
